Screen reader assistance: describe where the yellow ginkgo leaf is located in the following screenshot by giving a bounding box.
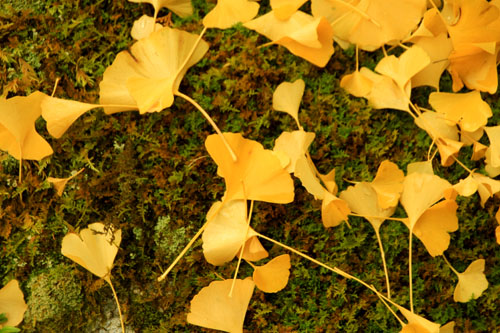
[0,280,27,328]
[322,191,351,228]
[410,199,458,257]
[471,141,487,161]
[400,172,452,228]
[485,147,500,178]
[340,182,396,233]
[370,160,405,209]
[429,91,492,133]
[485,126,500,168]
[272,79,305,128]
[100,27,209,114]
[252,254,291,293]
[340,70,374,98]
[271,0,307,20]
[294,155,327,200]
[318,167,337,195]
[203,200,258,266]
[453,259,489,303]
[407,160,434,175]
[244,11,334,67]
[273,130,315,173]
[40,96,100,138]
[131,15,163,40]
[375,46,430,92]
[396,303,453,333]
[47,168,85,196]
[61,222,121,282]
[203,0,259,29]
[128,0,193,18]
[241,236,269,262]
[187,278,255,333]
[0,91,53,161]
[205,133,294,204]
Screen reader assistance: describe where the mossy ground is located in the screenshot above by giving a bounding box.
[0,0,499,332]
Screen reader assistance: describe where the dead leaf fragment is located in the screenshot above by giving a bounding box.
[453,259,488,302]
[187,278,255,333]
[0,91,53,160]
[61,222,121,282]
[47,168,85,196]
[253,254,291,293]
[0,280,27,327]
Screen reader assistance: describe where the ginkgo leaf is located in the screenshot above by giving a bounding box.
[410,199,458,257]
[100,27,209,114]
[407,160,434,175]
[354,67,411,112]
[273,130,315,173]
[312,0,427,51]
[61,222,121,282]
[205,133,294,204]
[128,0,193,18]
[485,126,500,168]
[455,172,500,207]
[340,182,396,233]
[203,0,259,29]
[0,280,27,327]
[471,141,487,161]
[294,155,327,200]
[429,91,492,133]
[187,278,255,333]
[272,79,305,127]
[41,96,100,138]
[322,191,351,228]
[400,172,452,228]
[241,236,268,262]
[131,15,163,40]
[271,0,307,20]
[485,147,500,178]
[318,167,337,195]
[370,160,405,209]
[203,200,258,266]
[453,259,489,302]
[0,91,53,160]
[396,303,452,333]
[340,70,374,98]
[244,11,334,67]
[47,168,85,196]
[252,254,291,293]
[375,46,430,91]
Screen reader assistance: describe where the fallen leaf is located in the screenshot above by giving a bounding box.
[271,0,307,20]
[244,11,334,67]
[453,259,489,302]
[131,15,163,40]
[187,278,255,333]
[203,0,259,29]
[128,0,193,18]
[205,133,294,204]
[0,280,27,327]
[322,191,351,228]
[0,91,53,160]
[273,131,315,173]
[203,200,258,266]
[241,236,269,262]
[253,254,291,293]
[100,27,209,114]
[61,222,121,282]
[294,155,327,200]
[272,79,305,127]
[47,168,85,196]
[370,160,405,209]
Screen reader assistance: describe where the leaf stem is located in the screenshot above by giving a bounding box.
[375,229,391,299]
[106,278,125,333]
[176,91,237,162]
[409,228,414,313]
[442,254,460,276]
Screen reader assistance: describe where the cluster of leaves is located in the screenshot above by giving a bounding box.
[1,0,500,332]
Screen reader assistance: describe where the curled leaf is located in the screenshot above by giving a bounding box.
[322,191,350,228]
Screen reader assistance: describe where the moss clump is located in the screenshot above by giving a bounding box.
[24,264,83,331]
[154,215,188,260]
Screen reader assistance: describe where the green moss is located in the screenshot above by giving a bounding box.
[24,264,83,331]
